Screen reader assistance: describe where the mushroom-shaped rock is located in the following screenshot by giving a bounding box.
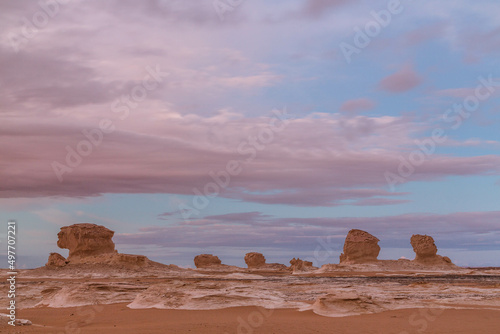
[339,229,380,264]
[57,223,115,260]
[289,258,316,271]
[244,252,266,268]
[194,254,222,268]
[410,234,437,260]
[51,223,174,268]
[410,234,454,265]
[46,252,67,267]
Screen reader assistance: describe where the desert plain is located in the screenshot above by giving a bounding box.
[1,224,499,333]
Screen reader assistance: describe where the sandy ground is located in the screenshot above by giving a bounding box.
[2,266,500,333]
[0,304,497,333]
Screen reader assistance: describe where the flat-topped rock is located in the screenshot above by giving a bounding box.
[57,223,115,260]
[339,229,380,264]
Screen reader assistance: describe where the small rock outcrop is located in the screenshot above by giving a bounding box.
[411,234,453,265]
[289,258,316,272]
[46,252,67,267]
[311,291,382,317]
[244,252,266,268]
[57,223,115,260]
[194,254,222,268]
[339,229,380,264]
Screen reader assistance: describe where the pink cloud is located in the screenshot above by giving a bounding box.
[226,188,409,207]
[1,112,500,208]
[339,98,376,113]
[461,26,500,61]
[404,23,448,47]
[351,198,410,206]
[435,88,476,98]
[300,0,351,18]
[378,65,423,93]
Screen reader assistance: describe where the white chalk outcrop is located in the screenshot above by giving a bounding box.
[309,291,383,317]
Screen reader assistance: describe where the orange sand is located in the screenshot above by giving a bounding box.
[1,304,497,333]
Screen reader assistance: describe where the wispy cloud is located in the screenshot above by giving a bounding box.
[339,98,376,113]
[378,64,423,93]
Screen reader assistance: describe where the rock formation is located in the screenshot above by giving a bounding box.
[46,252,67,267]
[244,252,266,268]
[411,234,437,259]
[289,258,316,272]
[57,223,115,260]
[243,253,288,271]
[410,234,453,265]
[194,254,222,268]
[48,223,166,268]
[339,229,380,264]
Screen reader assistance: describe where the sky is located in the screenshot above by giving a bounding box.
[0,0,499,268]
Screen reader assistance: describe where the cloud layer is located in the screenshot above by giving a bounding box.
[2,111,500,207]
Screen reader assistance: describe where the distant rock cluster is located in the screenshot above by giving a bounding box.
[46,224,455,271]
[336,229,453,267]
